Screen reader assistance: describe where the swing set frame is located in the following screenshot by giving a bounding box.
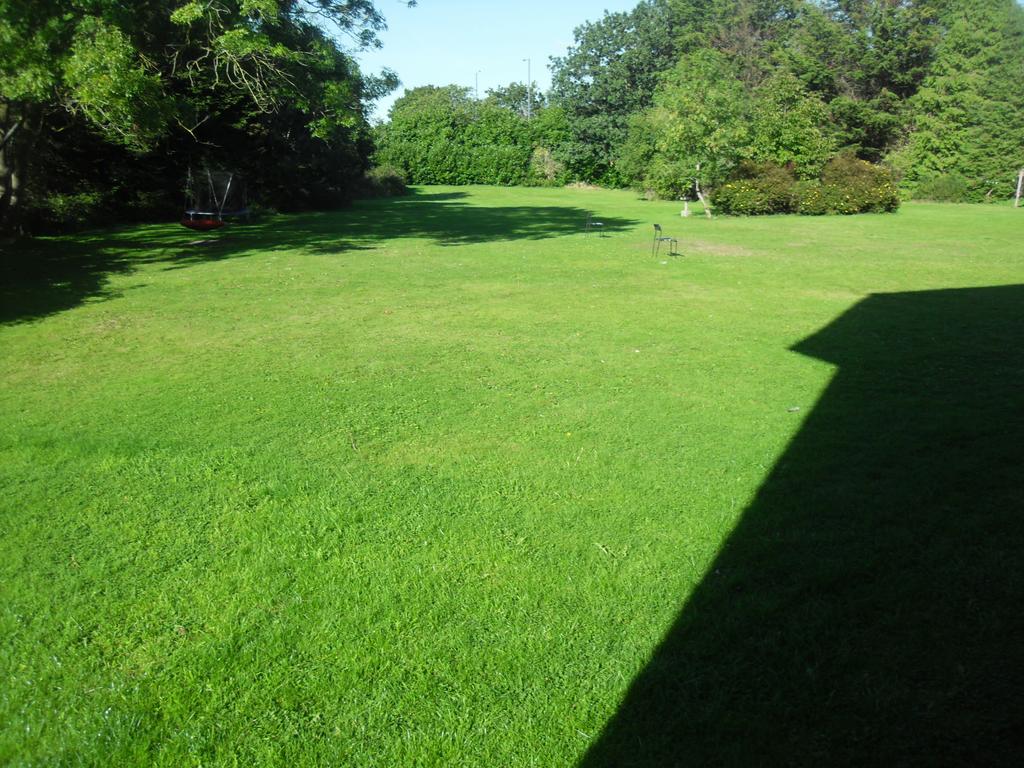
[181,168,250,231]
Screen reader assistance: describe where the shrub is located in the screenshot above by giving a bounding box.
[713,154,900,216]
[713,162,797,215]
[714,180,777,215]
[525,147,566,187]
[643,157,694,201]
[794,180,843,215]
[468,143,531,186]
[359,166,409,198]
[913,173,970,202]
[25,191,106,231]
[816,153,900,213]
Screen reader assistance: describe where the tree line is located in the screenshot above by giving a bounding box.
[0,0,414,233]
[3,1,1023,233]
[376,0,1024,211]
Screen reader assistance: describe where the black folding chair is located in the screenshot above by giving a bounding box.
[585,213,605,236]
[653,224,679,257]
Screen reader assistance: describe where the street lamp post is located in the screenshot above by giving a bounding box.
[523,58,531,120]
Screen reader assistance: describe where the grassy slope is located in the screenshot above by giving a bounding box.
[1,188,1022,766]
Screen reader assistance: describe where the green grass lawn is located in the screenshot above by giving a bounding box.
[2,187,1023,766]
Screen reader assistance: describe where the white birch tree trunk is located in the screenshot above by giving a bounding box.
[694,165,712,219]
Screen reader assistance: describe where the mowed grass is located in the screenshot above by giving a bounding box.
[1,187,1022,766]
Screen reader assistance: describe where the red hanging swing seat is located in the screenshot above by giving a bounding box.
[180,168,248,231]
[180,212,226,231]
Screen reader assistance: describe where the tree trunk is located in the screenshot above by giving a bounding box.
[1015,169,1023,209]
[694,171,712,219]
[0,101,18,229]
[0,116,21,152]
[0,101,41,233]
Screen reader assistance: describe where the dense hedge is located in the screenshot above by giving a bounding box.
[359,166,409,198]
[713,155,900,216]
[373,88,573,188]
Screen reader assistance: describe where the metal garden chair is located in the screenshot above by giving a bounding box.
[653,224,679,257]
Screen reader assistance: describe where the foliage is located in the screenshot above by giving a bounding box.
[622,49,750,199]
[888,0,1024,202]
[63,18,173,151]
[549,0,683,185]
[704,0,802,87]
[714,154,900,216]
[548,0,940,185]
[0,0,410,231]
[525,148,565,187]
[374,85,567,187]
[11,107,178,231]
[358,165,409,197]
[780,1,939,159]
[621,47,851,201]
[25,190,105,230]
[713,162,798,215]
[796,152,901,215]
[374,86,475,184]
[485,82,545,118]
[615,111,659,196]
[913,172,970,202]
[541,0,1020,198]
[640,156,697,201]
[461,104,533,185]
[749,71,835,178]
[528,104,571,151]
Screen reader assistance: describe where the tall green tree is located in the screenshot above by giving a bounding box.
[891,0,1024,200]
[549,0,684,185]
[707,0,802,87]
[780,0,939,159]
[0,0,408,229]
[622,49,751,207]
[749,70,836,177]
[484,82,545,119]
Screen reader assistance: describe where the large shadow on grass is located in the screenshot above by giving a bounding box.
[256,190,636,252]
[0,190,637,325]
[582,285,1024,766]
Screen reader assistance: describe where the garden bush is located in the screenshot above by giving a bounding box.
[359,166,409,198]
[794,180,845,215]
[525,147,566,187]
[913,173,970,202]
[814,153,901,214]
[714,155,900,216]
[713,162,797,215]
[23,191,106,232]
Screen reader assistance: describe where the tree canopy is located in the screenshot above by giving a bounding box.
[541,0,1024,202]
[548,0,684,185]
[5,0,1024,231]
[0,0,412,230]
[371,0,1023,206]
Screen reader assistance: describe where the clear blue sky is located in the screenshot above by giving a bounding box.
[355,0,640,122]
